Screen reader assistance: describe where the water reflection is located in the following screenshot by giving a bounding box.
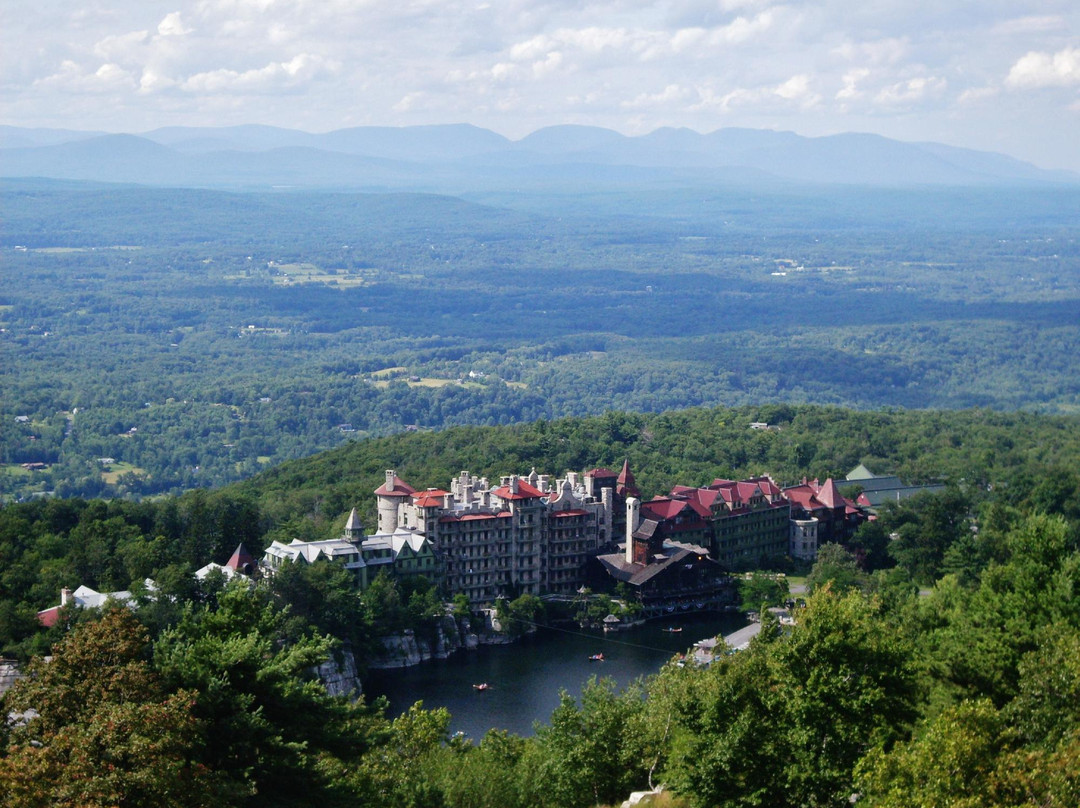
[363,612,745,739]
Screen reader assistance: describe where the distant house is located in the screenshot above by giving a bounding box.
[638,476,791,568]
[360,527,438,580]
[845,463,945,511]
[594,500,732,617]
[783,478,864,560]
[262,537,368,587]
[36,583,144,627]
[195,543,258,580]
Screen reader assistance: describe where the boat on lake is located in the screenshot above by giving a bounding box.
[473,683,490,691]
[662,627,683,633]
[588,653,605,661]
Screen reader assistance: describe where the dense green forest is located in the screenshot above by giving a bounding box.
[2,405,1079,806]
[3,179,1078,500]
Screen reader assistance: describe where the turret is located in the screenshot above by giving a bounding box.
[375,469,415,534]
[625,497,640,564]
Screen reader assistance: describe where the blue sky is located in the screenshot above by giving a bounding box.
[2,1,1078,170]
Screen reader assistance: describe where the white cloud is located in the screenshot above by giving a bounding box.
[957,85,999,105]
[157,12,191,37]
[621,83,690,109]
[833,38,909,66]
[693,74,821,113]
[1006,46,1080,89]
[34,60,137,93]
[531,50,563,77]
[991,16,1065,36]
[93,30,149,62]
[874,75,947,107]
[836,68,870,101]
[180,54,336,93]
[393,91,423,112]
[139,68,176,93]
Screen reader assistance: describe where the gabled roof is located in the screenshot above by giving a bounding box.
[226,543,256,572]
[783,485,826,511]
[195,561,241,581]
[846,463,877,481]
[268,538,362,566]
[491,479,545,500]
[390,530,431,556]
[597,545,710,587]
[585,467,618,478]
[36,605,62,627]
[413,489,449,508]
[642,497,690,520]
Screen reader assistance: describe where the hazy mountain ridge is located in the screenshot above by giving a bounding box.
[2,123,1075,191]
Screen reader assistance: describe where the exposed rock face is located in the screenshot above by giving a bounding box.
[0,660,22,696]
[316,646,363,698]
[370,615,465,669]
[368,615,514,669]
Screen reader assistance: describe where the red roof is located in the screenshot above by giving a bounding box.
[438,511,513,523]
[492,479,545,500]
[374,475,416,497]
[413,489,449,508]
[37,605,61,628]
[617,459,641,497]
[642,497,710,520]
[586,467,617,478]
[226,543,256,572]
[750,476,782,496]
[783,485,823,511]
[816,478,845,509]
[552,508,588,517]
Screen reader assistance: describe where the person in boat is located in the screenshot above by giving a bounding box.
[588,653,604,661]
[473,682,489,691]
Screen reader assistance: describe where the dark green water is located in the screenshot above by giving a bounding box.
[363,612,745,739]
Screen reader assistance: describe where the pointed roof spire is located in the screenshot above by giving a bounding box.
[817,478,844,509]
[226,543,256,574]
[345,508,362,533]
[617,458,641,498]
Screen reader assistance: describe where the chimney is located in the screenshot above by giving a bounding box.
[385,469,397,491]
[625,497,640,564]
[61,588,72,606]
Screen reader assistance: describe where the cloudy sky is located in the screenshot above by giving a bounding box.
[2,1,1078,170]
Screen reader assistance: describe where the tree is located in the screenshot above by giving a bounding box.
[355,701,449,808]
[806,543,866,594]
[152,581,383,807]
[531,677,652,808]
[775,589,919,806]
[0,609,221,807]
[738,572,789,613]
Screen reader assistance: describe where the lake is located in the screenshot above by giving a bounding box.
[363,611,746,739]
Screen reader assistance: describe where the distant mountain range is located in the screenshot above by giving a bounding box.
[1,123,1075,192]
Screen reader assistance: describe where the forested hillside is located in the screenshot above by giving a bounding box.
[3,179,1078,501]
[2,404,1078,659]
[2,405,1078,806]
